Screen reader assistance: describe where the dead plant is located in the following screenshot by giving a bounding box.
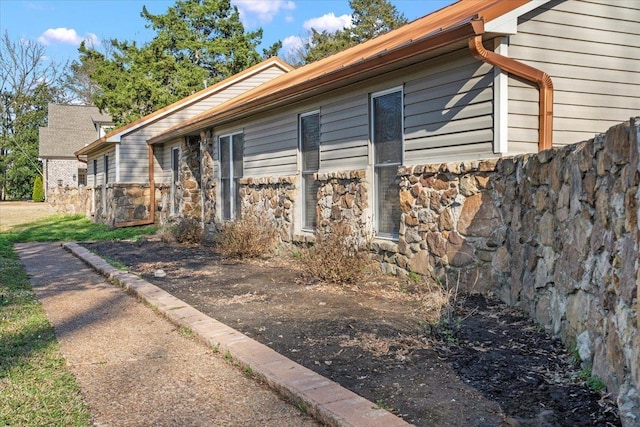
[172,216,203,244]
[217,209,278,259]
[300,221,371,285]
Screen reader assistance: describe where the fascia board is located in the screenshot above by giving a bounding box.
[485,0,551,34]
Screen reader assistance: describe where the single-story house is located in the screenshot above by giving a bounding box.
[141,0,638,242]
[39,104,112,200]
[75,57,292,226]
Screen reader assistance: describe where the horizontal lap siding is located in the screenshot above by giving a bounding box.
[404,52,495,164]
[509,0,640,146]
[119,64,288,181]
[321,94,369,170]
[243,114,298,177]
[87,147,114,186]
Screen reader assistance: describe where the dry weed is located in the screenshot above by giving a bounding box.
[217,209,278,259]
[300,221,371,284]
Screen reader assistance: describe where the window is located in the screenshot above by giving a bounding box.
[78,169,87,186]
[219,132,243,220]
[171,147,179,214]
[104,155,109,184]
[300,111,320,230]
[371,88,403,238]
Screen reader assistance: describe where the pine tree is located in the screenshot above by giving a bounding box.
[303,0,407,64]
[32,175,44,202]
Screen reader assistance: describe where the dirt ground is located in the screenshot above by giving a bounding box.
[82,239,620,427]
[0,201,53,231]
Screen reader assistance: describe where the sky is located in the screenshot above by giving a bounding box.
[0,0,452,65]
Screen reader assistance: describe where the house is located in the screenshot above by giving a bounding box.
[144,0,639,243]
[39,104,112,200]
[75,57,292,226]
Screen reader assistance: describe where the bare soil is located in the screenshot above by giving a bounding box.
[82,239,620,427]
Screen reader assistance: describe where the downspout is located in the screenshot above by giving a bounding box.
[468,34,553,151]
[114,144,156,228]
[75,154,87,164]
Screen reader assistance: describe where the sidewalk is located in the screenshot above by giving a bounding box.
[17,242,410,427]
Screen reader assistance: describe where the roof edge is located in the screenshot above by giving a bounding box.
[77,57,293,156]
[149,19,485,145]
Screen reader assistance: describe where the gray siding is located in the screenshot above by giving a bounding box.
[87,147,114,186]
[508,0,640,147]
[243,114,298,177]
[225,50,497,177]
[321,94,369,170]
[116,63,289,183]
[404,53,495,163]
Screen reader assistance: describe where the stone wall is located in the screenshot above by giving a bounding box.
[50,184,171,227]
[238,175,297,243]
[396,119,639,423]
[47,185,92,216]
[178,136,202,219]
[315,170,370,244]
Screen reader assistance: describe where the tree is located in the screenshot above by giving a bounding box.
[303,0,407,64]
[80,0,275,126]
[61,58,103,105]
[0,31,65,200]
[32,175,44,202]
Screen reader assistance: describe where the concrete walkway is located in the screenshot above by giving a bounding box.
[17,242,410,427]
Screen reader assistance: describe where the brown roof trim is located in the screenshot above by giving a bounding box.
[75,57,293,156]
[148,0,535,146]
[149,20,485,145]
[468,34,553,150]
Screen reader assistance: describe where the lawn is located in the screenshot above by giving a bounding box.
[0,213,156,425]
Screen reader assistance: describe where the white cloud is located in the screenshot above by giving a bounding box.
[38,28,99,46]
[281,35,304,56]
[233,0,295,25]
[303,13,351,34]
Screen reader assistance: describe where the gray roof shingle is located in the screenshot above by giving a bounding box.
[39,104,113,158]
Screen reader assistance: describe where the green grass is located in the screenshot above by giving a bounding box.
[0,236,91,426]
[0,214,157,425]
[3,213,156,244]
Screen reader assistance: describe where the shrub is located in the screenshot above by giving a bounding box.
[301,221,370,284]
[32,175,44,202]
[217,209,278,258]
[172,216,203,244]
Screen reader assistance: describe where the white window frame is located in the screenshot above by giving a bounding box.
[370,86,404,239]
[218,130,244,221]
[171,146,180,215]
[298,110,320,232]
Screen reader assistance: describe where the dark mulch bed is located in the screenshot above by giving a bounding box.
[82,239,620,427]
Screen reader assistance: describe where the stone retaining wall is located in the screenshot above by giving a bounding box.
[396,119,639,423]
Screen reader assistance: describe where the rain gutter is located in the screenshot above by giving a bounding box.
[468,30,553,151]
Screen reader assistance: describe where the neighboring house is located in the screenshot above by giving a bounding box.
[39,104,112,200]
[145,0,638,242]
[75,57,292,226]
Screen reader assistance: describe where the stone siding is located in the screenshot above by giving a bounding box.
[315,170,370,243]
[396,119,639,422]
[238,175,297,243]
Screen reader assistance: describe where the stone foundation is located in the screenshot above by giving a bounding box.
[315,170,370,243]
[238,175,297,243]
[396,119,639,423]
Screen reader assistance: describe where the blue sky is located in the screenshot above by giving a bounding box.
[0,0,451,64]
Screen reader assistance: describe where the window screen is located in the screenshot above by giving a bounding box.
[372,90,402,237]
[300,112,320,230]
